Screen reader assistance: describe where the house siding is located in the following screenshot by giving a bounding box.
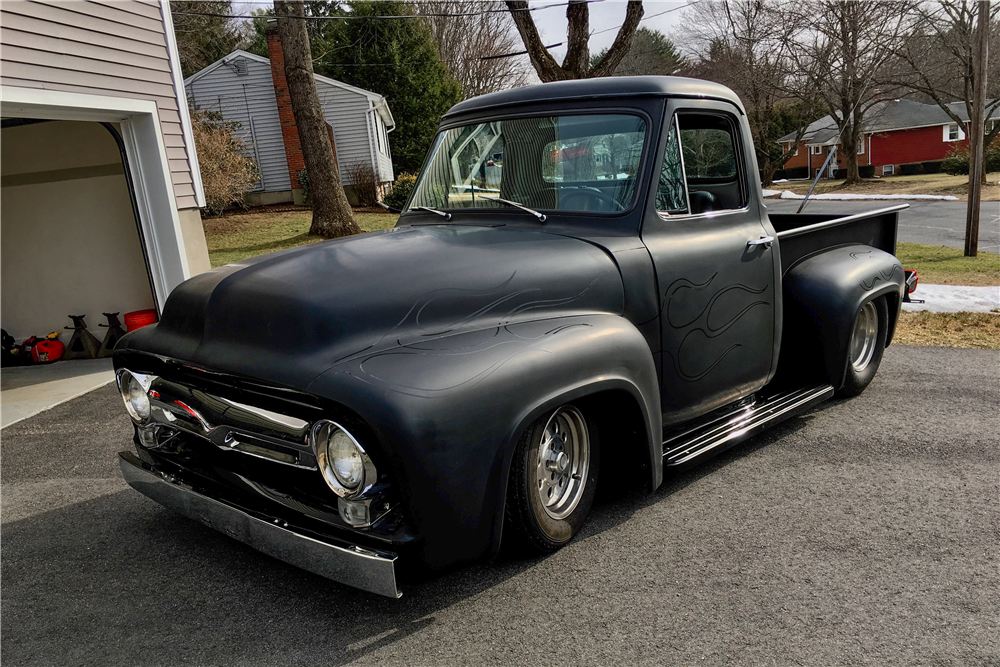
[187,49,394,192]
[0,0,201,209]
[869,125,961,169]
[186,55,291,193]
[316,81,381,186]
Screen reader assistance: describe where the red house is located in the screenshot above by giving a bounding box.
[778,99,999,178]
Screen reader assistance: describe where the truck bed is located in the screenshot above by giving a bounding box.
[767,204,906,274]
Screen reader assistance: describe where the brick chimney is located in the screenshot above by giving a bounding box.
[266,22,306,204]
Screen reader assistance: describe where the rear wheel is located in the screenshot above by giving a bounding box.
[505,404,600,553]
[838,296,888,397]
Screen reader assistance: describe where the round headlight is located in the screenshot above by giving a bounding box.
[311,420,375,497]
[118,369,151,422]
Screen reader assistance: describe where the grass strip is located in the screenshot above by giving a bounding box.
[205,211,398,267]
[895,243,999,287]
[894,311,1000,349]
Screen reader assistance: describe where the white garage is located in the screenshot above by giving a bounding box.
[0,0,211,343]
[1,119,158,339]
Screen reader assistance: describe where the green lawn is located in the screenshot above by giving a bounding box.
[895,242,999,286]
[205,210,398,267]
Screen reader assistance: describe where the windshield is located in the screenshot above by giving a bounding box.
[407,114,647,215]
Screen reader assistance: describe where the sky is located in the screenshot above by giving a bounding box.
[234,1,693,60]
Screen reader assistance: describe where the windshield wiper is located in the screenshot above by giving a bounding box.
[479,195,547,222]
[412,206,452,220]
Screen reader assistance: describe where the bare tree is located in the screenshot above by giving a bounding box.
[785,1,916,184]
[892,1,1000,162]
[680,0,820,186]
[274,0,359,238]
[419,1,529,98]
[505,0,644,82]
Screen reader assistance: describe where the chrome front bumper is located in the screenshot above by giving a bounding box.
[119,453,402,598]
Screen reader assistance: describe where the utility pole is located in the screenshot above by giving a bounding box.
[965,0,989,257]
[274,0,360,239]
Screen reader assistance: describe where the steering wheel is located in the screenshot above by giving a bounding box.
[559,187,626,212]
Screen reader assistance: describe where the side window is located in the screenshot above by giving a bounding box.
[677,113,746,213]
[655,117,688,215]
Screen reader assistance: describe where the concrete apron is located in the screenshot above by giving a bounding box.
[1,358,115,428]
[902,284,1000,313]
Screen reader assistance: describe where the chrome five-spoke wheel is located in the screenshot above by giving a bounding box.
[838,295,888,397]
[535,406,590,520]
[507,403,600,552]
[850,300,878,373]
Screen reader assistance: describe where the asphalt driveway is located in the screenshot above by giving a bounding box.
[765,199,1000,253]
[2,346,997,666]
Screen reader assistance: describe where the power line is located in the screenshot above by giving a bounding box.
[591,1,698,36]
[321,43,563,66]
[173,1,593,21]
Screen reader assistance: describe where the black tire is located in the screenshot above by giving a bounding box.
[838,295,888,397]
[505,404,600,554]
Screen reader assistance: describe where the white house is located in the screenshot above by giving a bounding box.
[184,29,395,206]
[1,0,210,341]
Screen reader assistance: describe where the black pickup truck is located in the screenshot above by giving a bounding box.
[114,77,907,598]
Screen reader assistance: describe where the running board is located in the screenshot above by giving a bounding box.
[662,384,834,470]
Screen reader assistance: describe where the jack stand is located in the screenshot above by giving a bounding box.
[63,315,102,360]
[902,292,924,304]
[97,312,127,357]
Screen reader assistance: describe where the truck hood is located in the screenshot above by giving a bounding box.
[122,224,624,389]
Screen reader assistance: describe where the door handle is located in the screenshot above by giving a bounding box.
[747,235,774,248]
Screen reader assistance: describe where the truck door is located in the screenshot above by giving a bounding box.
[641,103,778,427]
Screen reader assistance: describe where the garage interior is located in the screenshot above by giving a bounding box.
[1,119,157,424]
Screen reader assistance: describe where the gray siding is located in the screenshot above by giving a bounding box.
[0,0,201,209]
[186,55,291,193]
[316,80,382,186]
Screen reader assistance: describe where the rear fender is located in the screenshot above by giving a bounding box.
[307,313,661,570]
[780,245,904,390]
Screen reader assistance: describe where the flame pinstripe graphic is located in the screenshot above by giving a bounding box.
[860,264,901,291]
[662,274,770,383]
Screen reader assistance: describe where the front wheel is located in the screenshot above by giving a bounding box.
[837,295,888,397]
[505,404,600,553]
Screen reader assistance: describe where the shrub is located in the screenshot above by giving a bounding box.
[383,173,417,210]
[941,142,1000,175]
[899,163,922,176]
[345,162,380,207]
[772,169,787,181]
[988,144,1000,172]
[941,154,968,175]
[859,165,875,178]
[297,169,310,204]
[784,166,809,179]
[833,168,846,179]
[922,160,943,174]
[192,109,260,216]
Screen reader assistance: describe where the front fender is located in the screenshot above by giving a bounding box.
[781,245,904,389]
[307,313,660,571]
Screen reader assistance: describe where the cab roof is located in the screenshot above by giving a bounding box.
[444,76,745,118]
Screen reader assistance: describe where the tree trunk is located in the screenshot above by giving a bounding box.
[274,0,360,238]
[965,0,989,257]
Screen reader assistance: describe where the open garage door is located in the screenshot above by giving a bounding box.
[1,119,156,341]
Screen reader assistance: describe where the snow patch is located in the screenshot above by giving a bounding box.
[901,284,1000,313]
[761,189,782,198]
[777,191,959,201]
